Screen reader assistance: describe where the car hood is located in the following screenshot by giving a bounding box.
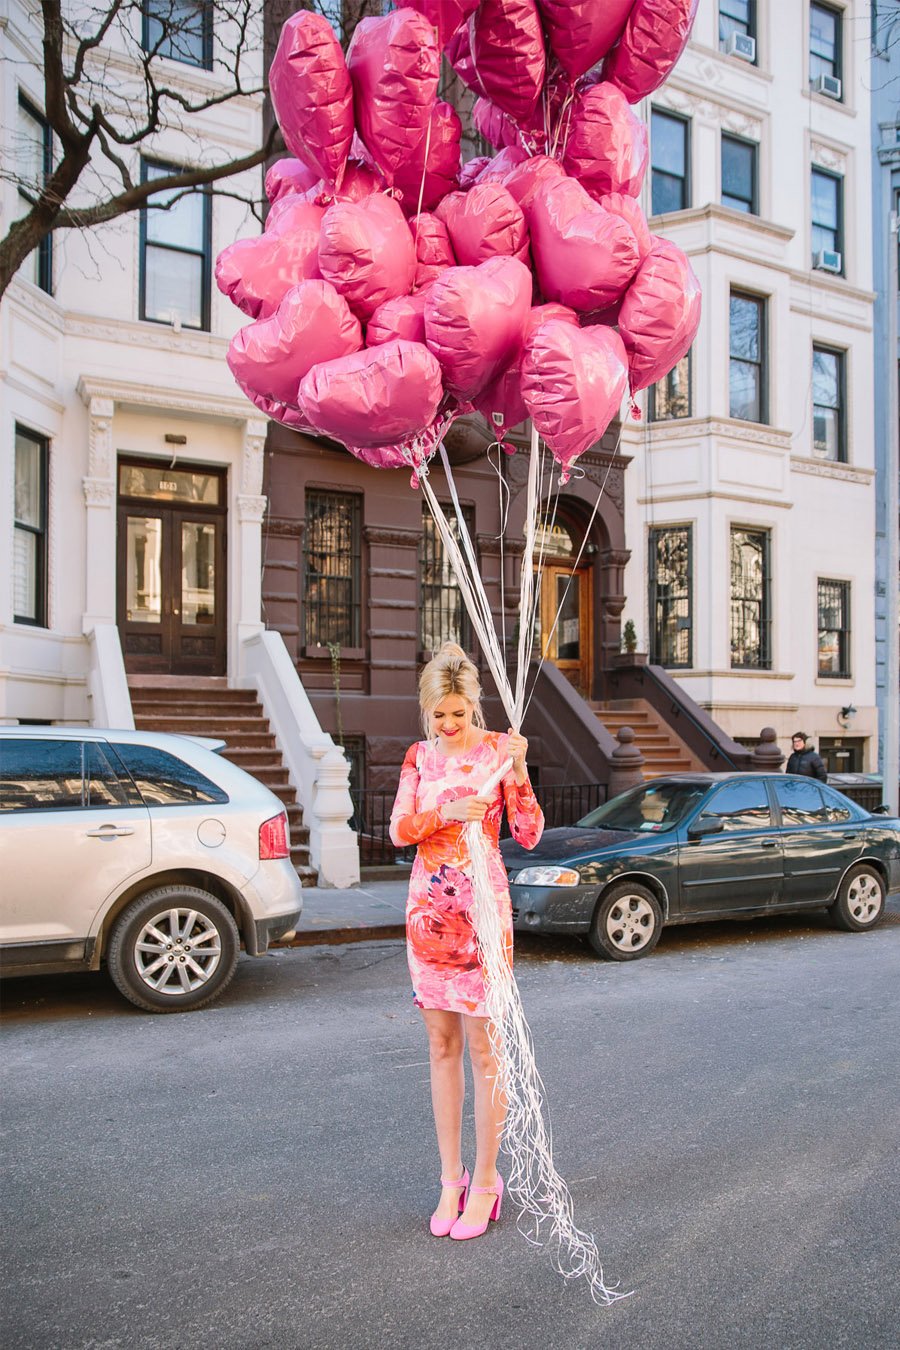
[501,825,642,869]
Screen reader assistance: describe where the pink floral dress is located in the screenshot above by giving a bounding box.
[389,731,544,1017]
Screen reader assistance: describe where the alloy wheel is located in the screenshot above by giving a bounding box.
[133,907,223,995]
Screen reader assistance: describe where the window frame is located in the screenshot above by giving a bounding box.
[13,424,49,628]
[648,525,693,669]
[17,93,53,293]
[729,525,772,671]
[721,132,759,216]
[817,578,851,679]
[302,489,363,651]
[649,349,693,422]
[650,108,691,216]
[139,157,212,331]
[718,0,757,58]
[141,0,213,71]
[728,289,768,425]
[419,503,475,656]
[811,344,847,462]
[811,166,844,272]
[809,2,843,92]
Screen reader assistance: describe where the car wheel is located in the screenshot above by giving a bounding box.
[827,865,886,933]
[107,886,240,1013]
[588,882,663,961]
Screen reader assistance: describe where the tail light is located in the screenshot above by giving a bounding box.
[259,811,290,860]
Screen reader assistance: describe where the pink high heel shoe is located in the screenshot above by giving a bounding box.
[449,1173,503,1240]
[429,1168,470,1237]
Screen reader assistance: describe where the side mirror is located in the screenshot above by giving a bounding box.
[687,816,726,840]
[872,804,890,816]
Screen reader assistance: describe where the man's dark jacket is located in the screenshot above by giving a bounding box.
[785,748,828,781]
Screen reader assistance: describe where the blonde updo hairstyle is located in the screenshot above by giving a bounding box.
[419,642,485,741]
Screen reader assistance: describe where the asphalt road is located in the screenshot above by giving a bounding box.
[2,903,899,1350]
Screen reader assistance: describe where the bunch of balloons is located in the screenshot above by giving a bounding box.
[216,0,702,482]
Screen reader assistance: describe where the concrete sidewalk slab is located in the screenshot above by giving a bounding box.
[281,876,409,946]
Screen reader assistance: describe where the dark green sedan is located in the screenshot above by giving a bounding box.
[501,774,900,960]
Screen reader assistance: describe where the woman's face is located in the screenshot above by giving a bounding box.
[430,695,474,746]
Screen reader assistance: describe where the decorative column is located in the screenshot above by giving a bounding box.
[235,417,268,656]
[81,395,117,632]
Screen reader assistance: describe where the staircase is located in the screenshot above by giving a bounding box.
[129,677,316,883]
[590,699,705,779]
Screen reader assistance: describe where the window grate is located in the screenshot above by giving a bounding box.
[649,527,693,668]
[304,491,362,648]
[420,505,474,653]
[817,579,850,678]
[730,527,771,669]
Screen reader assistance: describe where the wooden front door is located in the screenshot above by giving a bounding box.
[117,460,227,676]
[539,563,593,697]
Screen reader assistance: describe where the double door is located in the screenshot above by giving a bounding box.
[538,563,593,697]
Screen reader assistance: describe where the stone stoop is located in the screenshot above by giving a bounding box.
[128,677,317,884]
[590,699,706,779]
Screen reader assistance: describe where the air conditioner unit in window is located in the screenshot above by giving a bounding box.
[813,249,842,273]
[726,32,756,62]
[811,73,842,100]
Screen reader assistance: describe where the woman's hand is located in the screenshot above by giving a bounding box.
[440,796,489,823]
[507,729,528,782]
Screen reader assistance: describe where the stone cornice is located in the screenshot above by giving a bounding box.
[76,374,256,423]
[650,202,794,244]
[646,417,793,448]
[791,456,875,484]
[67,314,231,359]
[363,526,421,548]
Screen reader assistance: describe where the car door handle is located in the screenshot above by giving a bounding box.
[844,833,859,841]
[760,840,778,849]
[85,825,135,839]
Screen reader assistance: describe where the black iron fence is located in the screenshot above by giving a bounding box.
[350,782,605,867]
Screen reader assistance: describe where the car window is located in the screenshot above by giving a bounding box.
[774,778,830,825]
[110,743,228,806]
[817,784,854,824]
[699,780,772,832]
[85,742,133,809]
[579,781,707,832]
[0,739,85,812]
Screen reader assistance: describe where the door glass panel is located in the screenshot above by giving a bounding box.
[556,573,580,660]
[119,463,220,504]
[181,521,216,625]
[699,780,772,831]
[774,778,827,825]
[0,739,84,811]
[84,743,131,809]
[126,517,163,623]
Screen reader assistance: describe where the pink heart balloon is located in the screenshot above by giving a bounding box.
[472,97,522,151]
[604,0,700,104]
[265,158,319,204]
[269,12,353,188]
[301,158,384,208]
[598,192,652,260]
[459,156,492,190]
[424,256,533,400]
[215,198,324,319]
[537,0,633,79]
[227,280,362,407]
[562,83,649,199]
[436,183,529,265]
[409,213,457,289]
[617,236,702,392]
[347,9,440,184]
[318,193,416,321]
[366,289,429,347]
[474,145,530,186]
[402,0,480,48]
[522,321,628,480]
[475,302,578,433]
[530,175,641,311]
[471,0,547,122]
[391,101,462,215]
[243,388,316,434]
[501,155,567,219]
[300,340,444,448]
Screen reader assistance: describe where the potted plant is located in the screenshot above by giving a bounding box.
[613,619,648,667]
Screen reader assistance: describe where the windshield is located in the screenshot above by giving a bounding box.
[577,781,708,834]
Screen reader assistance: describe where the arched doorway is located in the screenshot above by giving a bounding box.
[535,512,593,697]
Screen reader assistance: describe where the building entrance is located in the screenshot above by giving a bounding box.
[116,458,227,676]
[535,516,594,697]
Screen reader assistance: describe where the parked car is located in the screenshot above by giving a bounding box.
[0,728,303,1011]
[502,774,900,960]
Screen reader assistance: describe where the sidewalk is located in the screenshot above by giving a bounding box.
[281,872,410,946]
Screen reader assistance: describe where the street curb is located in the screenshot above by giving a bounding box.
[275,925,406,949]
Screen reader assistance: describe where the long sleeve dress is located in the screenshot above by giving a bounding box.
[389,731,544,1017]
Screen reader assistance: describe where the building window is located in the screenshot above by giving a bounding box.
[650,109,690,215]
[812,346,846,461]
[142,0,213,69]
[140,159,211,330]
[16,95,53,293]
[719,0,756,51]
[649,527,693,669]
[721,134,758,215]
[420,505,474,654]
[14,426,49,627]
[811,168,843,269]
[649,351,691,421]
[810,3,842,89]
[818,579,850,678]
[729,291,767,423]
[303,491,361,648]
[730,526,771,669]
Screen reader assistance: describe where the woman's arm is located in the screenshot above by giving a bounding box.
[501,732,544,850]
[389,745,446,847]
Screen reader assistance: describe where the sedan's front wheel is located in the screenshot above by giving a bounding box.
[588,882,663,961]
[107,886,240,1012]
[827,865,886,933]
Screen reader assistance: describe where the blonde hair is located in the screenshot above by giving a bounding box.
[419,642,484,740]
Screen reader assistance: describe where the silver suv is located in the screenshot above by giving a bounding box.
[0,728,303,1012]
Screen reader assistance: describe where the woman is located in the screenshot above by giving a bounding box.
[389,642,544,1240]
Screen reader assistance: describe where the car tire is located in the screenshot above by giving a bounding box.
[827,865,886,933]
[588,882,663,961]
[107,885,240,1013]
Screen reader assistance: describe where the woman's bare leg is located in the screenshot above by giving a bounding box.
[421,1008,467,1222]
[458,1014,506,1227]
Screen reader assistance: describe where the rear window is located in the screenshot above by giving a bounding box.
[0,739,85,812]
[110,744,228,807]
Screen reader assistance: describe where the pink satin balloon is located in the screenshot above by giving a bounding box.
[475,302,578,432]
[391,101,462,214]
[269,11,353,188]
[537,0,633,79]
[302,158,383,207]
[598,192,652,259]
[345,442,415,470]
[436,183,529,265]
[300,339,444,448]
[458,156,492,190]
[562,83,649,198]
[243,387,316,433]
[318,192,416,321]
[471,0,547,122]
[446,23,480,93]
[366,289,429,347]
[530,175,641,311]
[617,236,702,392]
[402,0,480,48]
[227,280,362,406]
[522,321,628,480]
[502,155,567,219]
[409,213,457,288]
[472,97,521,151]
[424,256,533,399]
[265,158,319,204]
[215,198,324,319]
[604,0,700,104]
[347,9,440,184]
[474,145,530,185]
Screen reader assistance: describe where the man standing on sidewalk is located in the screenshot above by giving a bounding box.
[785,732,828,781]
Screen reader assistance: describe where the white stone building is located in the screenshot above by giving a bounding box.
[618,0,878,772]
